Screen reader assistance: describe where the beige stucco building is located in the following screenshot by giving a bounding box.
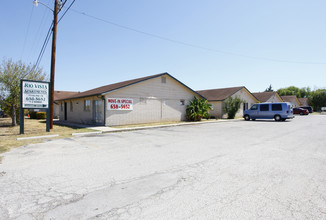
[281,95,301,107]
[252,92,283,103]
[197,86,258,119]
[53,91,79,119]
[56,73,203,126]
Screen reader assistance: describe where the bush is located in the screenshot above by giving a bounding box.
[36,112,46,119]
[29,111,37,119]
[223,96,243,119]
[186,96,212,121]
[29,111,46,119]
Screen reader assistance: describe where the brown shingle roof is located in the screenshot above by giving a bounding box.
[252,92,276,102]
[298,97,309,106]
[54,91,79,101]
[197,86,245,101]
[281,95,296,103]
[57,72,203,101]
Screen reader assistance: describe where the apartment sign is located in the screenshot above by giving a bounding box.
[107,98,133,110]
[22,80,50,109]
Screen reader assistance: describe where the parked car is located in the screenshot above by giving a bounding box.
[299,106,313,113]
[293,107,309,115]
[243,102,294,121]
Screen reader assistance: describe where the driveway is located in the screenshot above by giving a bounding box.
[0,115,326,219]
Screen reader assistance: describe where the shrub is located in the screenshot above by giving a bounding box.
[36,112,46,119]
[29,111,37,119]
[29,111,46,119]
[186,97,212,121]
[223,96,243,119]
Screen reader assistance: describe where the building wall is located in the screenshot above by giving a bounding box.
[104,75,199,126]
[58,96,104,125]
[266,94,283,103]
[58,75,200,126]
[208,88,257,119]
[208,101,222,119]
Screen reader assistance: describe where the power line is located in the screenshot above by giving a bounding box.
[34,23,53,70]
[58,0,76,24]
[70,8,326,65]
[21,5,35,59]
[30,0,76,75]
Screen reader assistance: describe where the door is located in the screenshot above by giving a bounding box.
[93,100,103,125]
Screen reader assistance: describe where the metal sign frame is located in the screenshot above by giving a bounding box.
[20,79,51,134]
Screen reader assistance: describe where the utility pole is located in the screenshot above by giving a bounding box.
[49,0,59,129]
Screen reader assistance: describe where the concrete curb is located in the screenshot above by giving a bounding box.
[72,131,102,136]
[101,119,243,133]
[17,134,59,141]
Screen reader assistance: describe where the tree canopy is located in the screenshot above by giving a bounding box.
[0,58,47,126]
[277,86,326,111]
[264,84,273,92]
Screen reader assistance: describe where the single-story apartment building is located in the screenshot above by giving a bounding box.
[197,86,258,119]
[54,91,79,119]
[281,95,301,107]
[252,91,283,103]
[298,97,310,106]
[56,72,203,126]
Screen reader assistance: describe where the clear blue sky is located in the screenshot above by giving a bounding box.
[1,0,326,93]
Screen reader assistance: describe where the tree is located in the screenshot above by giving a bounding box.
[264,84,273,92]
[310,89,326,111]
[186,96,212,121]
[277,86,312,98]
[223,96,243,119]
[0,58,47,126]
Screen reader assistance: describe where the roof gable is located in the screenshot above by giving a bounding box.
[197,86,245,101]
[281,95,300,105]
[57,72,203,100]
[252,92,280,102]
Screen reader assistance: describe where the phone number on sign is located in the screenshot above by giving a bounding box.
[110,104,132,110]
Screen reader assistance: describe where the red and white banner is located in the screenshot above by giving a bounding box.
[107,98,133,110]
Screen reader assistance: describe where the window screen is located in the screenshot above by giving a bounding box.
[260,104,269,111]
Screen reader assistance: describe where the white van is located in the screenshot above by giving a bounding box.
[243,102,294,121]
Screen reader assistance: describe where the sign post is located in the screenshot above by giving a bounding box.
[20,80,50,134]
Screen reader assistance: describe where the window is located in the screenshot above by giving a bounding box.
[250,104,258,110]
[243,103,248,111]
[180,100,185,105]
[84,100,91,111]
[272,104,282,111]
[260,104,269,111]
[70,101,73,112]
[161,76,166,83]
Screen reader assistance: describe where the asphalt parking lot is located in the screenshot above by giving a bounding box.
[1,115,326,219]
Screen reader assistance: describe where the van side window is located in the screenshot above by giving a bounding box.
[272,104,282,111]
[250,104,258,110]
[260,104,269,111]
